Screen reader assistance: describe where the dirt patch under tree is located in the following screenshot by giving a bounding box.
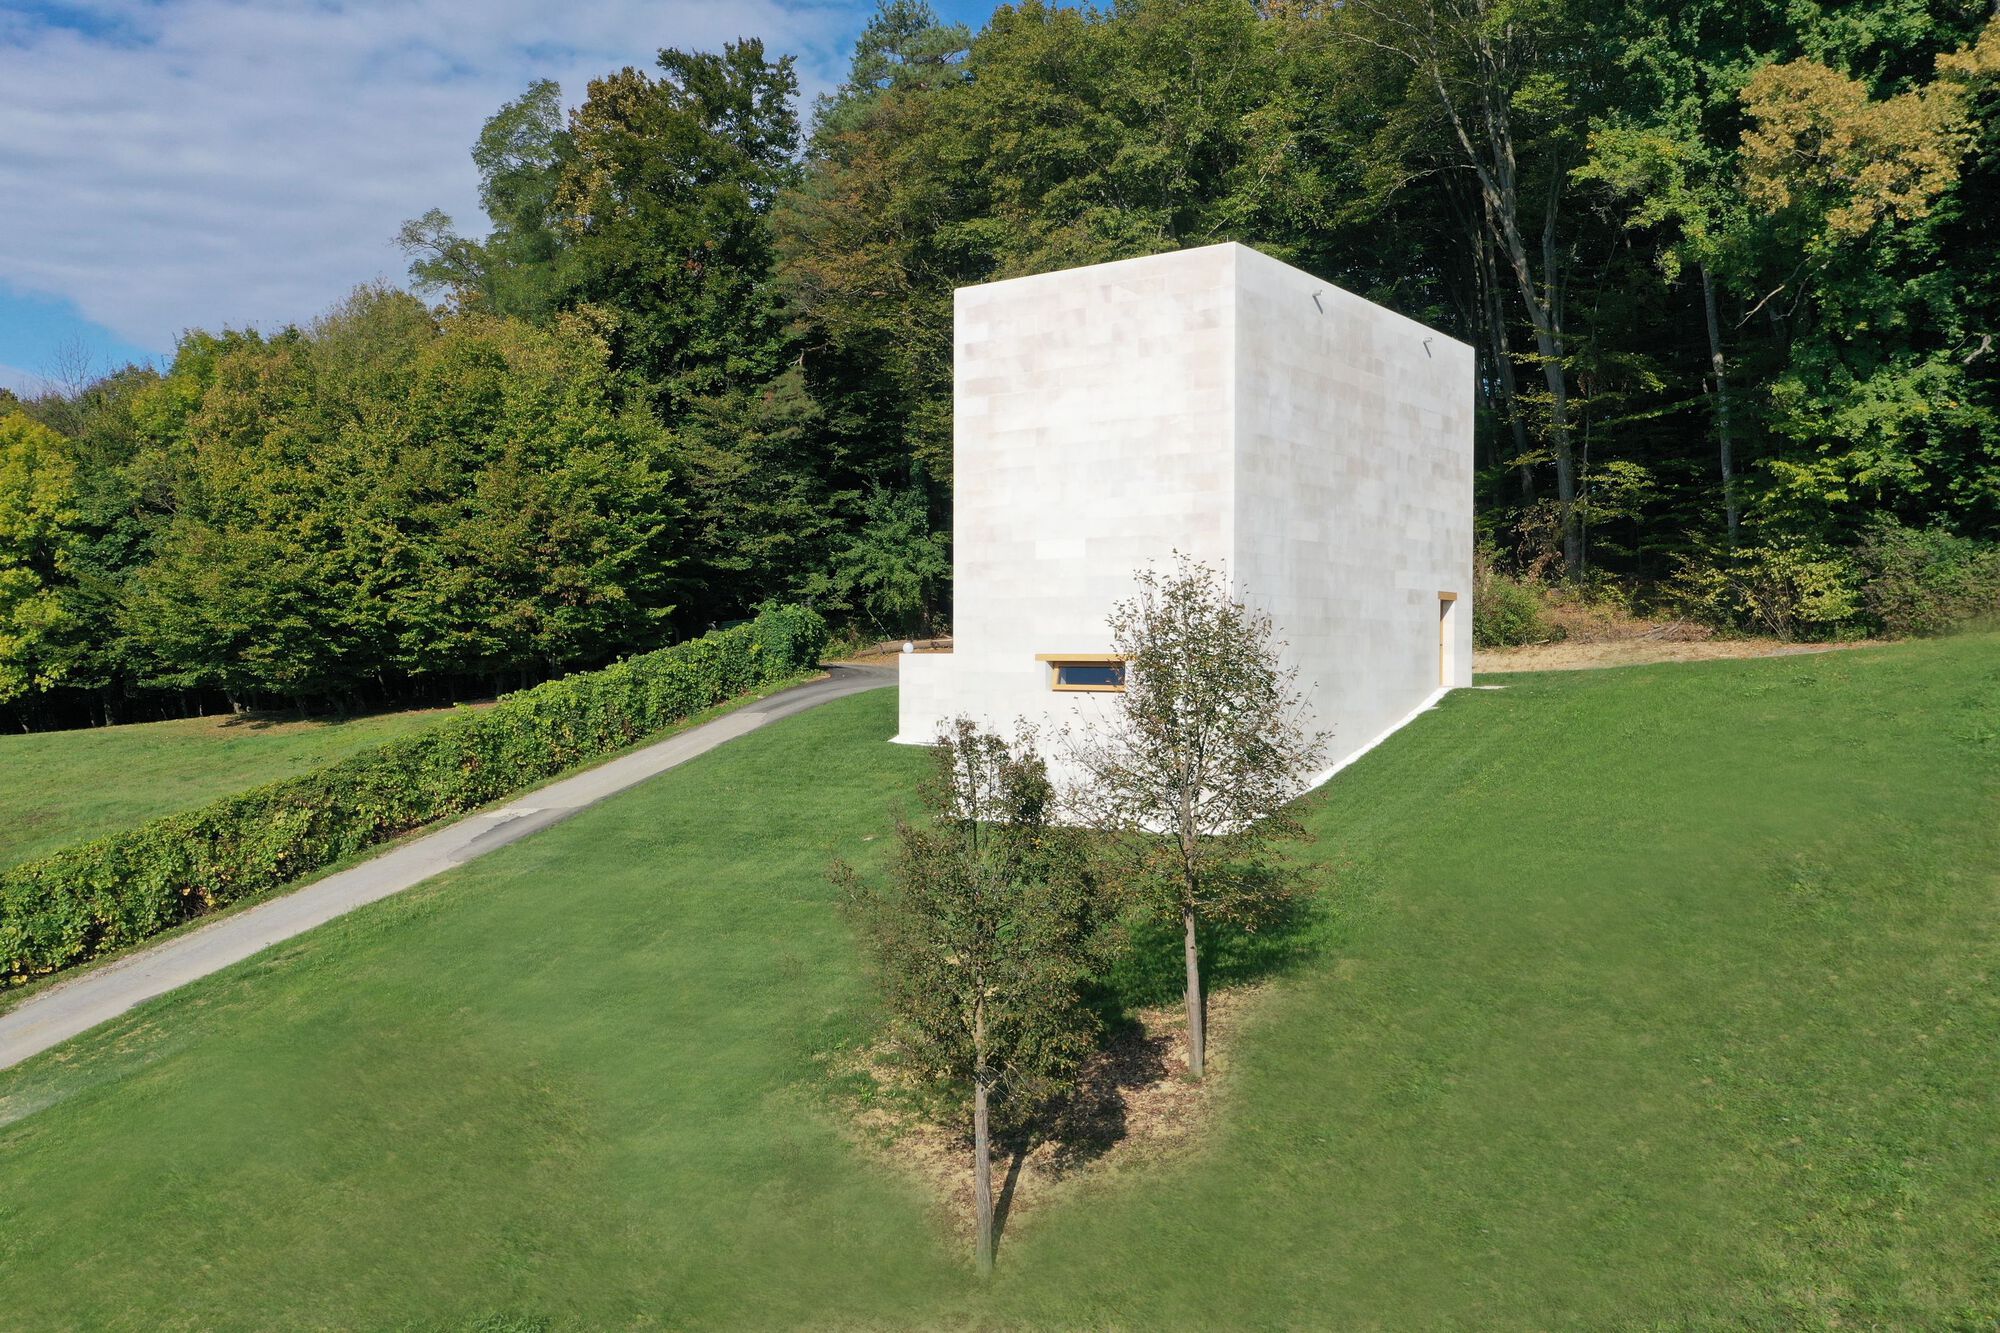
[826,985,1265,1259]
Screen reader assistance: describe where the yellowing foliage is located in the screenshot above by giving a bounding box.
[1741,18,1999,243]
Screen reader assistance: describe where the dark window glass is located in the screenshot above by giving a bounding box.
[1055,662,1124,688]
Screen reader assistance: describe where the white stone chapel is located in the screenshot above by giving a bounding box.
[895,242,1474,788]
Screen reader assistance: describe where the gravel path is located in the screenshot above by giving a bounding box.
[1474,635,1882,674]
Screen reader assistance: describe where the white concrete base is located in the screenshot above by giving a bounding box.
[1302,686,1447,791]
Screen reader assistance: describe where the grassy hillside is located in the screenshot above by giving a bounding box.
[1,637,1995,1328]
[0,707,455,867]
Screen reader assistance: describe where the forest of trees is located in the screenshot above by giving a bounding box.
[4,0,1997,728]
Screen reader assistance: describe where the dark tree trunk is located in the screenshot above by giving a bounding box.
[1701,263,1739,545]
[1445,33,1580,571]
[1471,152,1578,571]
[1531,209,1579,573]
[1479,226,1535,500]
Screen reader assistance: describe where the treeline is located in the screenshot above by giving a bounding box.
[1,305,682,727]
[6,0,1998,726]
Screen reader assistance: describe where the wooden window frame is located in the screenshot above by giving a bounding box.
[1035,653,1127,693]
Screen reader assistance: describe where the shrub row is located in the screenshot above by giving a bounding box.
[1672,522,2000,641]
[0,605,828,986]
[1856,523,2000,638]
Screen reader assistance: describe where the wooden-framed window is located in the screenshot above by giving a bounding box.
[1035,653,1126,692]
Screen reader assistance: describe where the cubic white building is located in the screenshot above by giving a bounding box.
[895,242,1473,788]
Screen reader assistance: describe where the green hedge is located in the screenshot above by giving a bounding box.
[0,605,827,986]
[1857,522,2000,638]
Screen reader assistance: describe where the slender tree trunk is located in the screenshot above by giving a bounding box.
[972,997,994,1275]
[1535,209,1579,573]
[1421,23,1578,573]
[1474,174,1578,572]
[1484,214,1579,569]
[1183,901,1205,1079]
[1478,227,1535,500]
[1700,262,1739,546]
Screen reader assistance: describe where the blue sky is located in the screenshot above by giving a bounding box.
[0,0,1003,396]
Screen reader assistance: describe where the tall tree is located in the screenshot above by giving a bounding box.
[399,80,574,320]
[836,720,1102,1273]
[827,485,951,636]
[1321,0,1602,571]
[0,412,83,718]
[1735,16,2000,540]
[778,0,973,489]
[1574,0,1774,545]
[1064,556,1326,1078]
[556,40,802,411]
[812,0,972,138]
[107,290,682,713]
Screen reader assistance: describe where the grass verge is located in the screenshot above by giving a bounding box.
[0,705,458,868]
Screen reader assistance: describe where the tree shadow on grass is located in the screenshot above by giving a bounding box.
[1093,882,1344,1016]
[988,1022,1175,1255]
[990,1145,1029,1259]
[981,886,1347,1227]
[861,880,1353,1259]
[1035,1018,1173,1167]
[215,699,476,731]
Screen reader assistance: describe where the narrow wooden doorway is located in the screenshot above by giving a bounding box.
[1438,592,1459,685]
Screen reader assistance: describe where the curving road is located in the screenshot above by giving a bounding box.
[0,665,895,1073]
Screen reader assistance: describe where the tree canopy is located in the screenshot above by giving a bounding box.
[7,0,1998,727]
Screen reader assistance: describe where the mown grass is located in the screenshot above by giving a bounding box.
[1,636,1995,1329]
[0,707,455,867]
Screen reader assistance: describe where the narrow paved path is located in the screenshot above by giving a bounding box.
[0,666,894,1072]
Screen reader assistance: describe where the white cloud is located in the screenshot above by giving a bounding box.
[0,0,856,354]
[0,363,55,397]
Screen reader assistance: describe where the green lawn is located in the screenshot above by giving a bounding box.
[2,637,1995,1329]
[0,707,456,867]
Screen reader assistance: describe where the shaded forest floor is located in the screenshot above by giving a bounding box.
[1476,586,1892,672]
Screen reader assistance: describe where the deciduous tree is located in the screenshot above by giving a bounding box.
[0,412,83,715]
[836,719,1102,1273]
[1321,0,1603,572]
[1064,555,1325,1078]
